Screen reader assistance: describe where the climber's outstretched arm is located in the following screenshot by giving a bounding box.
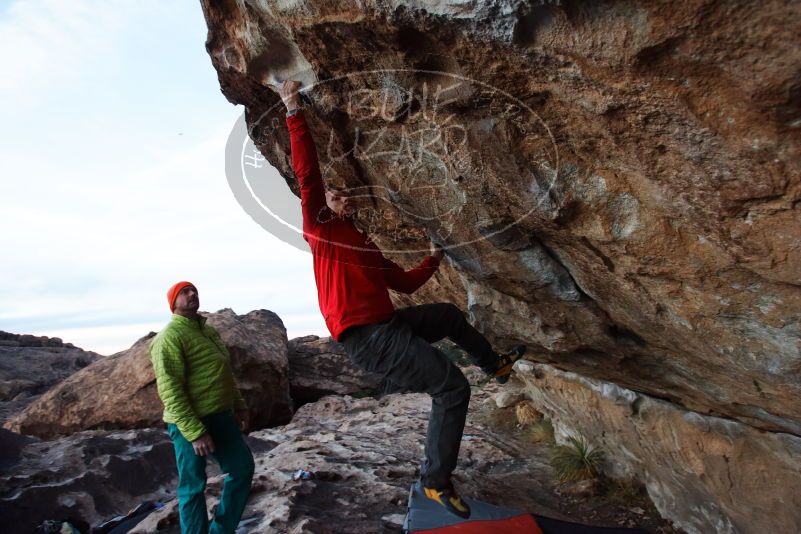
[277,81,326,232]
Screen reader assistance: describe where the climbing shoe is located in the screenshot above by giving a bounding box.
[492,345,527,384]
[423,484,471,519]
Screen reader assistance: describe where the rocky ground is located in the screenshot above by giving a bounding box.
[129,367,681,534]
[0,326,680,533]
[469,401,680,534]
[0,427,176,533]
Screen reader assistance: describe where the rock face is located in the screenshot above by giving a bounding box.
[287,335,382,403]
[4,309,293,439]
[201,2,800,530]
[515,361,801,534]
[202,0,800,430]
[0,427,176,534]
[0,331,100,423]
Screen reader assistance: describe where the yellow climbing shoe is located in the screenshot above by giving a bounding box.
[494,345,527,384]
[423,484,471,519]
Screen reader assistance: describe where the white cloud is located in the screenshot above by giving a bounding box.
[0,0,136,103]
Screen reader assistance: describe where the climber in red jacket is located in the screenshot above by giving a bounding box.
[274,80,524,519]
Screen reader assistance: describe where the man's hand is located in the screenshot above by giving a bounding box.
[191,433,215,457]
[275,80,302,111]
[236,409,251,433]
[430,241,445,261]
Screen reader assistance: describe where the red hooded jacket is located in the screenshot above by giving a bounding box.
[287,112,440,340]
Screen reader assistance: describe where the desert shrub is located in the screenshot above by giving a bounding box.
[525,418,556,445]
[515,401,542,425]
[549,435,605,482]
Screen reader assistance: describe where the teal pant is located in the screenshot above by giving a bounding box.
[167,411,255,534]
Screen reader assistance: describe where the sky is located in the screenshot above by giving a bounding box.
[0,0,328,354]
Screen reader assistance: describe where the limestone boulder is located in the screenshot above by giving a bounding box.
[516,361,801,534]
[4,309,292,439]
[199,3,801,530]
[200,0,801,434]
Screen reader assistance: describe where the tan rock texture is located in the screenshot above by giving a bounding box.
[516,361,801,534]
[4,309,293,438]
[199,2,800,530]
[201,0,800,432]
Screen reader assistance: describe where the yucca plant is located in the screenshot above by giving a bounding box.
[549,435,605,482]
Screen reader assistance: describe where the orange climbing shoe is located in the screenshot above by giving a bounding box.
[492,345,527,384]
[423,484,471,519]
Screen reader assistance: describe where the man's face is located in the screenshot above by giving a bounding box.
[325,189,351,217]
[173,285,199,314]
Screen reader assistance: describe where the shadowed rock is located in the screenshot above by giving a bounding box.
[0,331,100,424]
[0,427,176,534]
[287,335,382,403]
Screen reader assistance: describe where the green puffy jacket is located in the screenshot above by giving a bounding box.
[149,314,247,441]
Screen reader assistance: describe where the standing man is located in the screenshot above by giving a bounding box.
[149,281,254,534]
[274,81,524,519]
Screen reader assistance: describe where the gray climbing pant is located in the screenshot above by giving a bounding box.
[340,303,498,489]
